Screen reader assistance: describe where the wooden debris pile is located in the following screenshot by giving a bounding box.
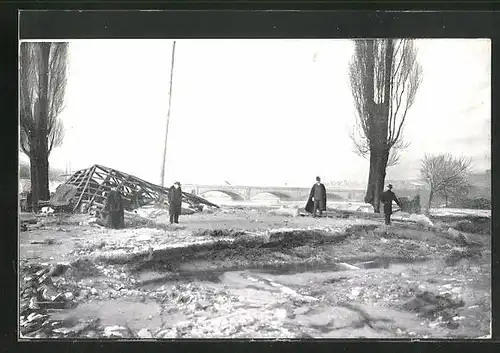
[49,164,219,214]
[399,195,422,214]
[20,263,77,338]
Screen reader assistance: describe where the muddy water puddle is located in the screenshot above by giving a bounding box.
[50,298,164,332]
[40,224,490,338]
[49,259,459,338]
[135,256,434,291]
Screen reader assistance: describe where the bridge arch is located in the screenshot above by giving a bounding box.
[251,191,292,201]
[200,190,245,201]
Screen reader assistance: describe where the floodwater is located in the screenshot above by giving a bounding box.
[50,257,489,339]
[204,195,491,218]
[22,208,491,339]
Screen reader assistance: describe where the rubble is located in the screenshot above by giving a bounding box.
[408,214,434,228]
[20,263,79,337]
[193,229,247,238]
[49,164,219,215]
[30,238,59,245]
[446,228,477,247]
[338,263,361,271]
[41,207,55,216]
[402,290,465,319]
[444,247,482,266]
[137,328,153,338]
[398,195,422,214]
[19,199,491,339]
[52,318,101,338]
[103,325,133,338]
[270,206,300,218]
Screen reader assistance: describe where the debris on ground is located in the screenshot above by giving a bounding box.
[52,318,101,338]
[20,263,78,337]
[49,164,219,216]
[137,328,153,338]
[19,206,491,339]
[446,228,480,247]
[269,206,300,218]
[193,229,247,238]
[30,238,59,245]
[399,195,422,214]
[403,290,465,317]
[402,290,465,329]
[408,214,434,228]
[103,325,134,338]
[41,207,55,216]
[444,247,482,266]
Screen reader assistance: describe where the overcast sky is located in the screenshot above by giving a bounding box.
[20,39,491,187]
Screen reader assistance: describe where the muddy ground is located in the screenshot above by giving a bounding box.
[19,207,491,339]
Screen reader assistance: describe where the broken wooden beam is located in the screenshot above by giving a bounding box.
[73,166,97,212]
[337,262,361,271]
[52,164,219,214]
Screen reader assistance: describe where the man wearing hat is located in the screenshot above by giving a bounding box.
[381,184,401,225]
[305,176,327,218]
[168,181,183,224]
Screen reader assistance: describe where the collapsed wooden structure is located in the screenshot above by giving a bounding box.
[50,164,219,213]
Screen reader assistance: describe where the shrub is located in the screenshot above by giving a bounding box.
[450,197,491,210]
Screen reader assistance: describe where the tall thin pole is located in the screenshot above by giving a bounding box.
[160,40,177,187]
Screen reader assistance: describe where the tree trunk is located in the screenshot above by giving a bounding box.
[366,105,390,214]
[29,152,39,212]
[375,39,393,207]
[364,152,377,205]
[36,43,51,202]
[363,40,394,214]
[375,148,390,213]
[368,148,389,213]
[363,40,376,208]
[426,189,433,216]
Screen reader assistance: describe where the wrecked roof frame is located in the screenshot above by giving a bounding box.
[50,164,219,213]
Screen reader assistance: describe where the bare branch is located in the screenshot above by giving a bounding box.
[421,153,472,206]
[386,138,411,167]
[20,42,68,158]
[348,39,422,166]
[48,118,65,154]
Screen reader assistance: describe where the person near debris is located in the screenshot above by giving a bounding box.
[381,184,401,225]
[168,182,183,224]
[104,186,124,229]
[305,176,327,218]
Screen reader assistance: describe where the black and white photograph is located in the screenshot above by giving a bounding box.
[19,31,491,339]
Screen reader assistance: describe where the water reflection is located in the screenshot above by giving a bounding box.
[200,191,373,212]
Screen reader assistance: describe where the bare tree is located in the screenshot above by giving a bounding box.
[349,39,423,212]
[20,42,69,209]
[420,154,472,213]
[350,127,410,167]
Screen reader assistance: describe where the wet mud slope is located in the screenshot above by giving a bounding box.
[19,211,491,339]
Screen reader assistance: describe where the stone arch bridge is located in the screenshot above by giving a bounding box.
[182,184,366,202]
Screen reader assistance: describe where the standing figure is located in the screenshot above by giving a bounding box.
[169,181,183,224]
[104,186,124,229]
[305,176,327,218]
[380,184,401,225]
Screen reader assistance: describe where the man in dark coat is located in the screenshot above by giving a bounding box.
[380,184,401,225]
[305,176,327,217]
[168,181,183,224]
[103,187,124,229]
